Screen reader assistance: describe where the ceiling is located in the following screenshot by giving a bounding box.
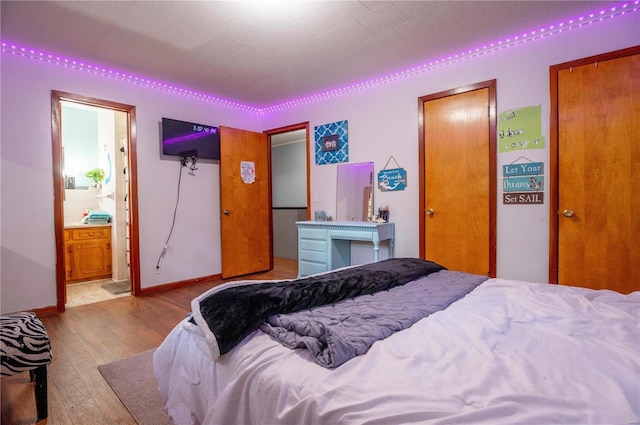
[0,1,621,108]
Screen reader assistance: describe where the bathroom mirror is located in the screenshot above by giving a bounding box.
[62,102,101,190]
[336,162,374,222]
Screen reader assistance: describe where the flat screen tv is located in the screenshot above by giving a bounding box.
[162,117,220,160]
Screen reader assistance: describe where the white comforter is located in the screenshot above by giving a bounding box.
[153,278,640,425]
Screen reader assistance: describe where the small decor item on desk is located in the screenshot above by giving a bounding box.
[378,206,389,223]
[314,211,326,221]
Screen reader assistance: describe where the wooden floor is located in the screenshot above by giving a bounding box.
[1,258,298,425]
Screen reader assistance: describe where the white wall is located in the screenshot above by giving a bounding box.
[0,54,262,314]
[272,141,306,208]
[1,11,638,314]
[262,12,640,282]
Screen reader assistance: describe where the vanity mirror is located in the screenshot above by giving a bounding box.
[336,162,374,222]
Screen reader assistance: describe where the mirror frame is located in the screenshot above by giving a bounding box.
[336,161,374,222]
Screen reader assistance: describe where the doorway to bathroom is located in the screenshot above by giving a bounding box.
[51,91,140,311]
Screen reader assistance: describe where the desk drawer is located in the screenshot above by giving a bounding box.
[299,248,327,263]
[299,261,328,277]
[299,239,327,253]
[298,228,327,240]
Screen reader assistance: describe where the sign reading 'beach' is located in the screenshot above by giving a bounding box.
[378,168,407,192]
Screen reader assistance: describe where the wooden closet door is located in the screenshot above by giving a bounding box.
[421,84,495,276]
[555,52,640,293]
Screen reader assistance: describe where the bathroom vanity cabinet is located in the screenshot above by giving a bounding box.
[64,225,112,283]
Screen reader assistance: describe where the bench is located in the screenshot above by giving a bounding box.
[1,311,53,423]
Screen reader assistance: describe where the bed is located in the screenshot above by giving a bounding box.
[153,258,640,425]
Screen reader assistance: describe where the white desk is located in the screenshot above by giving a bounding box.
[296,221,395,277]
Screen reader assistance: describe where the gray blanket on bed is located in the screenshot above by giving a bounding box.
[192,258,446,358]
[260,270,487,368]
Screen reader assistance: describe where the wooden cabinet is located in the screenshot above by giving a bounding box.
[64,226,112,283]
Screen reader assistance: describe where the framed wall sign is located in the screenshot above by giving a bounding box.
[315,120,348,165]
[502,159,544,204]
[321,134,340,152]
[378,156,407,191]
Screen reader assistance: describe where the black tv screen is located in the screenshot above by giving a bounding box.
[162,117,220,160]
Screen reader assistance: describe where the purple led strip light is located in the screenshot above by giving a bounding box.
[0,42,258,114]
[264,1,639,113]
[1,1,637,115]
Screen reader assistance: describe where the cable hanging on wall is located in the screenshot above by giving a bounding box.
[155,156,193,269]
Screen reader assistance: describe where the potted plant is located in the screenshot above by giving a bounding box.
[85,168,105,188]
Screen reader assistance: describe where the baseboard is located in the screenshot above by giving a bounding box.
[139,273,222,295]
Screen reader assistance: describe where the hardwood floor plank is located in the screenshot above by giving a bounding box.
[48,382,74,425]
[48,328,133,425]
[1,258,298,424]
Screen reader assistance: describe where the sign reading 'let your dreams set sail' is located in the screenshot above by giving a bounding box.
[503,161,544,204]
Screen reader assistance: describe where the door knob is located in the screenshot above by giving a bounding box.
[562,209,574,217]
[426,208,435,216]
[223,210,230,215]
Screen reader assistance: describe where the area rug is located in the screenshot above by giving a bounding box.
[101,280,130,295]
[98,349,174,425]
